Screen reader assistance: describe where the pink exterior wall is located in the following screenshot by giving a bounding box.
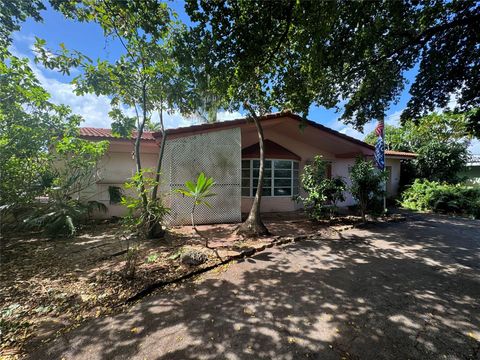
[84,115,405,219]
[83,140,160,218]
[239,117,403,212]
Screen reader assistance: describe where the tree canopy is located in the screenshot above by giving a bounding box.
[364,113,471,183]
[185,0,479,132]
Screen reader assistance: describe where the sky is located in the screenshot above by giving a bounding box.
[11,1,479,153]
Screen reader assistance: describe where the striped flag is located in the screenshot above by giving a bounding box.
[374,119,385,170]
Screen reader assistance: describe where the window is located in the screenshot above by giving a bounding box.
[108,186,123,204]
[241,159,299,197]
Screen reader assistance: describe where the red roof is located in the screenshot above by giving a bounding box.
[385,150,417,158]
[78,112,416,159]
[242,140,301,161]
[79,127,155,141]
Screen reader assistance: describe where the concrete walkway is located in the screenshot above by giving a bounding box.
[32,214,480,360]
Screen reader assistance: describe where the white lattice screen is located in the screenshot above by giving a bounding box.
[161,128,242,225]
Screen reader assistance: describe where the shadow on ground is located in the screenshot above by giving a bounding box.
[32,214,480,360]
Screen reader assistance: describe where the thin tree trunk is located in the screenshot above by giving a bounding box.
[151,106,167,201]
[136,83,149,212]
[147,106,167,239]
[191,202,196,228]
[237,104,269,237]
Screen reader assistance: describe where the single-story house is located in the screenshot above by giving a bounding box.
[79,111,415,225]
[462,154,480,185]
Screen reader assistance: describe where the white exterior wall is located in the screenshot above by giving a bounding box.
[161,128,242,225]
[84,129,242,225]
[386,158,401,197]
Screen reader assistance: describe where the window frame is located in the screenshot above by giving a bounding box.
[241,158,299,198]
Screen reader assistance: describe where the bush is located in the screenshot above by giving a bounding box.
[349,157,387,222]
[401,179,480,219]
[121,169,170,237]
[298,155,346,220]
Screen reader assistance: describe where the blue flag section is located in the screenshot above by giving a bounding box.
[374,121,385,170]
[375,136,385,170]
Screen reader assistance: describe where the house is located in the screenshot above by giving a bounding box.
[462,154,480,185]
[79,111,415,225]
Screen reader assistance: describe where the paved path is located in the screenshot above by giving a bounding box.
[33,215,480,360]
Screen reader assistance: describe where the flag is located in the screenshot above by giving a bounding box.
[374,120,385,170]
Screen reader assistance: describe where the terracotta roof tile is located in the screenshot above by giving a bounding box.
[385,150,417,158]
[79,127,155,140]
[79,112,416,159]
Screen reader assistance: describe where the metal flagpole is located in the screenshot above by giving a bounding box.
[381,116,387,215]
[374,116,386,215]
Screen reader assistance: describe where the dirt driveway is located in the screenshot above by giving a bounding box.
[32,214,480,360]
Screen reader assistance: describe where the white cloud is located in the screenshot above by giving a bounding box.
[10,36,244,131]
[217,110,243,121]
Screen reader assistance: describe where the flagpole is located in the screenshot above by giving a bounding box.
[381,116,387,215]
[374,116,387,216]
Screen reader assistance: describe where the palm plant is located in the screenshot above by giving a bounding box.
[176,173,216,246]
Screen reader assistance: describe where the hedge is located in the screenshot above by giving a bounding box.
[401,179,480,219]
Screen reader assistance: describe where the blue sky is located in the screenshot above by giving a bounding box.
[11,2,479,153]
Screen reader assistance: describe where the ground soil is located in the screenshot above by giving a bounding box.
[1,212,354,358]
[29,214,480,360]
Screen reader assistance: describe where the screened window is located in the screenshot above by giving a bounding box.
[241,159,299,197]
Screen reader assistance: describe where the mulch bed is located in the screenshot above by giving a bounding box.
[0,211,405,358]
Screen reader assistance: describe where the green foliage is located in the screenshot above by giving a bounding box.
[175,172,216,228]
[401,179,480,219]
[145,253,159,264]
[23,198,106,238]
[108,186,123,204]
[297,156,346,221]
[0,51,88,207]
[416,141,469,184]
[364,113,472,152]
[184,1,479,133]
[349,157,388,221]
[176,172,216,208]
[0,0,44,51]
[364,113,471,184]
[17,137,109,237]
[121,169,170,236]
[36,1,199,237]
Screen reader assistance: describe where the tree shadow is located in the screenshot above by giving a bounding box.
[31,214,480,360]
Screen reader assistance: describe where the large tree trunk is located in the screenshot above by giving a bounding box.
[237,105,269,237]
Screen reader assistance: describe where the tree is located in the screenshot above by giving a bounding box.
[0,0,44,53]
[176,172,216,247]
[298,156,346,221]
[416,141,469,184]
[185,0,479,135]
[182,0,479,235]
[39,0,195,237]
[364,125,408,152]
[182,0,335,236]
[0,0,108,237]
[364,113,472,152]
[349,158,387,222]
[364,113,471,183]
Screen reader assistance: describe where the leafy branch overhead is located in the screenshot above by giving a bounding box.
[185,0,479,132]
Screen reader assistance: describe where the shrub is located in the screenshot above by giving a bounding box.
[415,140,469,184]
[121,169,170,237]
[401,179,480,219]
[349,157,387,222]
[298,155,346,220]
[23,197,106,237]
